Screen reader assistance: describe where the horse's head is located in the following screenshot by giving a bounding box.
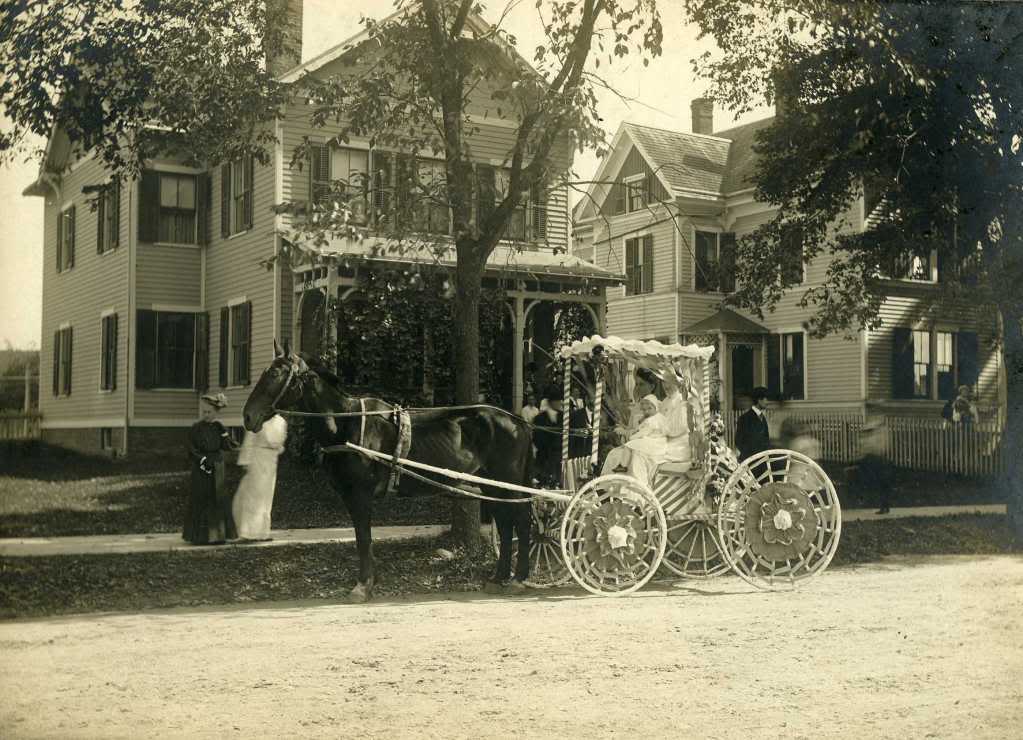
[243,339,309,433]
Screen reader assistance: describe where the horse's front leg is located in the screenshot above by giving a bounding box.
[484,508,514,594]
[341,486,375,603]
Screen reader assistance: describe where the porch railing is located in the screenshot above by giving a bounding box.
[0,412,42,441]
[724,408,1005,477]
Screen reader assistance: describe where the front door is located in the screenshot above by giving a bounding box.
[730,344,756,411]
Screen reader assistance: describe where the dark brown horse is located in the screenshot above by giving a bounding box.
[242,341,535,602]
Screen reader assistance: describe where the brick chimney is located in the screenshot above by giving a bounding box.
[266,0,304,79]
[690,98,714,135]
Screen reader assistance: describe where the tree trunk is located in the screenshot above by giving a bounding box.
[1000,308,1023,543]
[449,245,487,551]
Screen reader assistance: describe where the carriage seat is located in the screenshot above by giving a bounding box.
[656,460,696,476]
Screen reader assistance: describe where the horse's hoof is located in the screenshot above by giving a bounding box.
[347,585,371,604]
[483,580,507,595]
[505,579,528,594]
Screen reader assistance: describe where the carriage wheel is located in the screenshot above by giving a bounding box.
[662,515,730,579]
[488,498,571,587]
[716,449,842,589]
[655,471,730,579]
[560,474,668,597]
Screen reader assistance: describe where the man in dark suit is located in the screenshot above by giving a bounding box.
[735,386,771,463]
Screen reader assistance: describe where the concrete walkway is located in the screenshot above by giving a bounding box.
[0,504,1006,557]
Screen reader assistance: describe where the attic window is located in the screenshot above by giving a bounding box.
[624,174,648,213]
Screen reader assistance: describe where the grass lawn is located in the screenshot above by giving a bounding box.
[0,443,452,537]
[0,514,1017,620]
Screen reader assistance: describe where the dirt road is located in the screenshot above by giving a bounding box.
[2,555,1022,739]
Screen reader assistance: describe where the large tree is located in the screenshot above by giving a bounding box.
[684,0,1023,537]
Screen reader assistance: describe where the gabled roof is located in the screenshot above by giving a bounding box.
[714,117,775,193]
[681,307,769,335]
[623,122,731,194]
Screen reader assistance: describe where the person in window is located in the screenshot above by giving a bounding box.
[232,413,288,543]
[183,393,239,545]
[601,394,668,485]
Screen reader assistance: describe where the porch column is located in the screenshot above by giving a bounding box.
[512,296,525,414]
[326,264,339,354]
[719,331,729,421]
[596,298,607,335]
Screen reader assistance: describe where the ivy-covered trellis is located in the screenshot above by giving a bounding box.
[302,265,511,407]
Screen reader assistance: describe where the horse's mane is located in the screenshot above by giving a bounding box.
[300,353,346,391]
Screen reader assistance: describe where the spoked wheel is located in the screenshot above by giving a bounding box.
[663,515,730,579]
[488,497,571,587]
[560,474,668,597]
[716,449,842,589]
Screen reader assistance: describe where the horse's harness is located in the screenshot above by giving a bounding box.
[270,358,411,493]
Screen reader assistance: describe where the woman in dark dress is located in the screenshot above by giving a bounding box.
[183,393,238,545]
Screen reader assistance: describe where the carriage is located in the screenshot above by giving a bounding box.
[246,335,841,600]
[492,335,843,596]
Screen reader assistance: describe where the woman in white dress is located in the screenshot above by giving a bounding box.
[601,395,668,485]
[232,413,288,542]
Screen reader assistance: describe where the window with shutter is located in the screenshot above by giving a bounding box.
[52,331,60,396]
[139,170,160,243]
[220,162,232,237]
[101,314,118,391]
[414,159,450,236]
[936,331,954,400]
[230,302,251,386]
[308,142,331,212]
[642,235,654,294]
[695,231,719,292]
[625,175,648,213]
[719,233,737,293]
[530,184,548,242]
[373,152,394,227]
[332,148,369,225]
[97,182,120,253]
[61,327,73,395]
[625,238,639,295]
[219,307,230,387]
[136,310,157,389]
[196,173,210,246]
[891,327,915,399]
[57,206,75,271]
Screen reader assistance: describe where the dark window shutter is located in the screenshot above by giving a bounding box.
[100,317,109,389]
[625,238,638,295]
[52,331,60,396]
[243,156,254,230]
[309,143,330,206]
[243,301,252,385]
[67,206,76,268]
[196,172,210,246]
[642,235,654,294]
[220,163,232,238]
[97,190,106,254]
[767,335,781,400]
[956,331,979,389]
[65,327,73,395]
[56,209,63,272]
[139,170,160,243]
[219,306,230,387]
[720,233,737,293]
[891,327,914,399]
[111,180,120,249]
[135,310,157,389]
[194,312,209,392]
[530,184,547,241]
[110,314,118,391]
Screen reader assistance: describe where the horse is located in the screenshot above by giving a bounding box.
[242,340,535,603]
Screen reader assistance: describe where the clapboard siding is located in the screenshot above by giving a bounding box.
[278,103,570,251]
[39,154,129,426]
[866,294,1000,407]
[136,245,201,306]
[606,293,676,340]
[205,144,279,425]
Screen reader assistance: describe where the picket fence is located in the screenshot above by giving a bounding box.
[0,412,42,441]
[724,408,1006,477]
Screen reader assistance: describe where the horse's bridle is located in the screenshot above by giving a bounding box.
[268,357,368,446]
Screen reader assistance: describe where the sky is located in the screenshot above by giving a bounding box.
[0,0,771,350]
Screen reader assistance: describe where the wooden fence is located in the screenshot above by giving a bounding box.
[724,408,1005,477]
[0,412,42,441]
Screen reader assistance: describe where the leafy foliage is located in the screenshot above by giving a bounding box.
[0,0,291,175]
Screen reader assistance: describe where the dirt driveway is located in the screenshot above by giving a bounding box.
[1,554,1021,739]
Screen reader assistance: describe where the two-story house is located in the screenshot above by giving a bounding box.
[572,99,1005,423]
[24,1,617,457]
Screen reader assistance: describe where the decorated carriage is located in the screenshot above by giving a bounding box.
[497,335,843,596]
